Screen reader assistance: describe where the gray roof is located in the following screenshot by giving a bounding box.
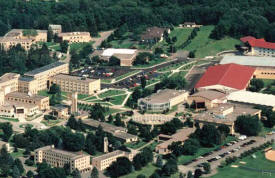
[19,76,35,82]
[25,62,67,76]
[220,56,275,67]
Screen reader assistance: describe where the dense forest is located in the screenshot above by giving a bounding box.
[0,0,274,41]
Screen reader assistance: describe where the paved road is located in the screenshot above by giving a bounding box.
[179,134,275,175]
[91,30,114,48]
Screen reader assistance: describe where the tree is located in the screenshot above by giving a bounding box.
[141,76,146,89]
[154,47,164,55]
[249,79,264,92]
[63,131,85,151]
[188,51,195,58]
[72,169,81,178]
[107,157,132,177]
[91,167,99,178]
[150,172,161,178]
[194,169,202,178]
[169,45,177,53]
[109,56,120,66]
[60,40,69,53]
[26,170,34,178]
[47,29,54,42]
[63,163,70,176]
[183,138,200,155]
[217,125,230,137]
[187,171,193,178]
[234,115,263,136]
[266,112,275,128]
[12,166,20,178]
[168,141,184,156]
[198,124,221,147]
[0,122,13,141]
[107,114,113,123]
[202,162,211,174]
[156,155,163,168]
[162,158,178,176]
[49,83,60,94]
[13,158,24,175]
[67,115,78,130]
[137,174,146,178]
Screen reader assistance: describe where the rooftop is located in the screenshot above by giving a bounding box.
[92,150,126,161]
[0,73,20,84]
[49,24,62,29]
[194,103,261,124]
[141,27,167,40]
[24,61,67,76]
[53,74,98,83]
[0,37,33,43]
[220,56,275,67]
[102,48,137,57]
[189,90,228,101]
[35,145,87,159]
[5,91,48,101]
[0,140,8,147]
[195,63,255,90]
[19,76,35,82]
[156,128,195,149]
[227,91,275,108]
[139,89,187,104]
[240,36,275,50]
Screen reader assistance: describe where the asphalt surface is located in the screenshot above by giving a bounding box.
[179,134,275,175]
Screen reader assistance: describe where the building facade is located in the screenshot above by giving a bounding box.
[24,62,69,91]
[92,150,133,171]
[35,145,91,173]
[138,89,188,111]
[50,74,100,95]
[48,24,62,34]
[57,32,92,44]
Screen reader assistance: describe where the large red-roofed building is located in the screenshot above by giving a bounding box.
[195,63,255,91]
[240,36,275,57]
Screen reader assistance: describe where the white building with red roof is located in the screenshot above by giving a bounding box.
[195,63,255,91]
[240,36,275,57]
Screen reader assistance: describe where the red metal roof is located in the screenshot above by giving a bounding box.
[195,63,255,90]
[240,36,275,50]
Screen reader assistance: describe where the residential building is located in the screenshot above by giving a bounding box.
[220,56,275,79]
[180,22,202,28]
[0,141,10,152]
[101,48,138,66]
[50,74,100,95]
[48,24,62,34]
[187,90,228,110]
[24,62,69,91]
[0,29,47,51]
[34,145,91,173]
[195,63,255,91]
[140,27,170,43]
[5,91,50,110]
[227,91,275,111]
[155,128,195,154]
[138,89,189,111]
[92,150,133,171]
[57,32,92,44]
[194,104,261,134]
[18,76,39,94]
[240,36,275,57]
[82,119,138,143]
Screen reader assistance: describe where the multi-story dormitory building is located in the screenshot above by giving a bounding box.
[35,145,91,173]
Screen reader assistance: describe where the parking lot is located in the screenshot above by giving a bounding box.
[179,134,275,175]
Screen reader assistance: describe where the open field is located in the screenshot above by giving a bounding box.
[109,95,127,105]
[132,58,166,69]
[169,28,193,48]
[99,90,126,98]
[69,41,94,53]
[184,26,241,58]
[211,151,275,178]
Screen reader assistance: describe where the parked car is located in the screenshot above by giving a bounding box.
[238,135,247,140]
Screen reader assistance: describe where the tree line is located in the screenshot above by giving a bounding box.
[0,0,274,42]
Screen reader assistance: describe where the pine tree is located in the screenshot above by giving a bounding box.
[90,167,99,178]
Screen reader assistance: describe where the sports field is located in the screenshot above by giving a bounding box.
[211,151,275,178]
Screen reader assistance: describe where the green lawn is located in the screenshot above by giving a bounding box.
[109,39,135,49]
[178,136,237,165]
[211,151,275,178]
[11,149,24,158]
[101,79,113,84]
[121,163,157,178]
[169,28,193,48]
[109,95,127,105]
[262,79,275,88]
[98,90,126,98]
[0,116,19,122]
[78,94,90,100]
[41,119,63,126]
[70,42,94,53]
[184,26,241,58]
[124,141,147,149]
[38,90,50,97]
[83,96,97,101]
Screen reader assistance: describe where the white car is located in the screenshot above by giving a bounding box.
[238,135,247,140]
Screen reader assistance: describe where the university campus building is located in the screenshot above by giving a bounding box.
[0,29,47,51]
[241,36,275,57]
[100,48,138,66]
[50,74,101,95]
[92,150,133,171]
[57,32,92,44]
[138,89,189,111]
[34,145,91,173]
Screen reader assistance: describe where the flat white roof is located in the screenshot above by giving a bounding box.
[102,48,136,57]
[220,56,275,67]
[227,91,275,107]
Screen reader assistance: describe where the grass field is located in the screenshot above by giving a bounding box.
[109,95,127,105]
[124,141,147,149]
[211,151,275,178]
[169,28,193,48]
[184,26,241,58]
[98,90,126,98]
[10,149,24,158]
[132,58,166,69]
[69,41,94,53]
[178,136,237,165]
